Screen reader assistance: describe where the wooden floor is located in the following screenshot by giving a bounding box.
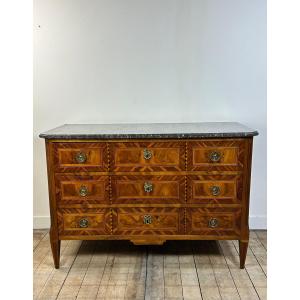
[33,230,267,300]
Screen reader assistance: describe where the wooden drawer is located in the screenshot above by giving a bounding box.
[111,175,185,204]
[187,140,246,171]
[57,208,111,236]
[186,208,241,237]
[112,208,185,235]
[110,141,185,171]
[187,174,243,204]
[55,175,109,205]
[53,142,108,172]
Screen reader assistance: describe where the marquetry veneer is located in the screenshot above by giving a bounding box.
[40,123,258,269]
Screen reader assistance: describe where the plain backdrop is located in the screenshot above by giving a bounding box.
[33,0,266,229]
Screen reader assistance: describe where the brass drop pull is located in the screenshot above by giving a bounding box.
[79,185,88,197]
[79,218,89,228]
[210,185,221,196]
[209,151,221,162]
[143,215,152,224]
[75,152,87,163]
[208,218,219,228]
[143,148,152,160]
[144,182,153,193]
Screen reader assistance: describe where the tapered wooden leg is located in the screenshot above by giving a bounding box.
[50,228,60,269]
[239,240,248,269]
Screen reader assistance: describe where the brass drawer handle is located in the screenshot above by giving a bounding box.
[210,185,221,196]
[79,218,89,228]
[143,215,152,224]
[143,148,152,160]
[144,182,153,193]
[75,152,87,163]
[79,185,88,197]
[209,151,221,162]
[208,218,219,228]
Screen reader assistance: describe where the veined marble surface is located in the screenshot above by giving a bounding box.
[39,122,258,139]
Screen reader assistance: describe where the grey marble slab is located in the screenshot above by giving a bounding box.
[39,122,258,139]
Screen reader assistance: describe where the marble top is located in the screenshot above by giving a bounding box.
[39,122,258,139]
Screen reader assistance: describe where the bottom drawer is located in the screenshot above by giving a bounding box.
[186,208,241,237]
[57,209,111,236]
[112,207,185,235]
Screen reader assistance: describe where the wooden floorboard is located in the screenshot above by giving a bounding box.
[33,230,267,300]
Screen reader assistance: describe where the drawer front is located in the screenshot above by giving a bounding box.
[187,140,246,171]
[112,208,184,235]
[57,209,111,236]
[110,141,185,171]
[187,175,243,204]
[186,208,241,237]
[53,142,108,172]
[55,175,109,205]
[111,175,185,204]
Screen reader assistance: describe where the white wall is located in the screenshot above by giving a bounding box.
[34,0,266,229]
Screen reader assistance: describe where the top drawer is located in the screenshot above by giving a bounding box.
[110,141,185,172]
[187,139,246,171]
[53,142,108,172]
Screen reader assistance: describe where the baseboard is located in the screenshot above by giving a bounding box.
[249,215,267,229]
[33,216,50,229]
[33,215,267,230]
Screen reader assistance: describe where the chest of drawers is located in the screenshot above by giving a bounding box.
[40,122,258,269]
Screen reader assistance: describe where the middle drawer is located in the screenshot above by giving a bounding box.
[111,175,185,204]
